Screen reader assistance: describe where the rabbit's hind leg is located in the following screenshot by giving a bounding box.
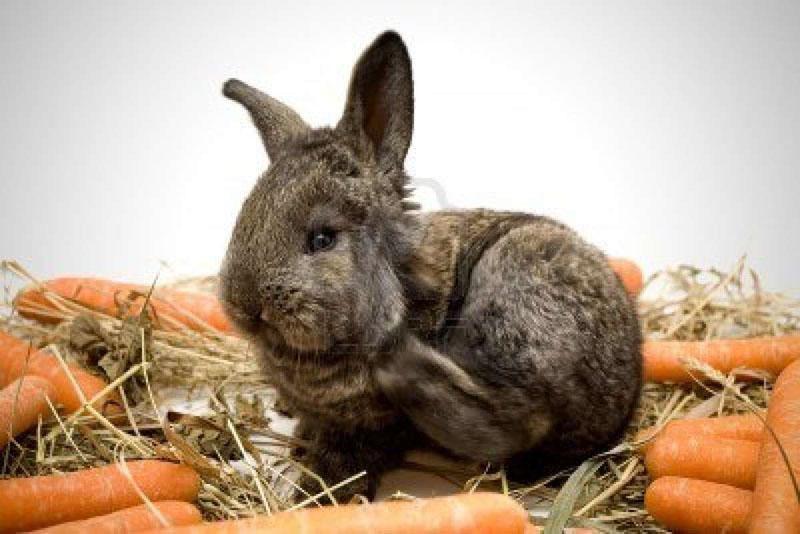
[374,335,551,462]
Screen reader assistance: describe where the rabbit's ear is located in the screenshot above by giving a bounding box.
[223,79,310,161]
[337,31,413,170]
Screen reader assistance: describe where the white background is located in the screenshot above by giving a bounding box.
[1,1,798,291]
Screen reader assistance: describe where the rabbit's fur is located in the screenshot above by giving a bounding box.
[219,31,642,500]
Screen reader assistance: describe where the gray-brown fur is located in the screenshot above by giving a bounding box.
[219,31,642,500]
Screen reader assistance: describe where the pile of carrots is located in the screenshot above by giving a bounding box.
[14,278,235,335]
[0,460,202,533]
[2,276,237,448]
[0,329,125,449]
[639,358,800,533]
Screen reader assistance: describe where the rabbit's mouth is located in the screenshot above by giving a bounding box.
[258,314,335,353]
[278,324,333,353]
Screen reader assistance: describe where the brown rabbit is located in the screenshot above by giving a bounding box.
[219,31,642,500]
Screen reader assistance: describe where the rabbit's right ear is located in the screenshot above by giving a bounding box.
[337,31,414,172]
[223,79,310,161]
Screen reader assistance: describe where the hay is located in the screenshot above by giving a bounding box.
[0,257,797,531]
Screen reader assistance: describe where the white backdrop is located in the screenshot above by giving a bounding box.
[1,1,798,291]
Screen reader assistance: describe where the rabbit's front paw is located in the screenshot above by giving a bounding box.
[290,419,411,504]
[374,335,490,409]
[375,335,545,461]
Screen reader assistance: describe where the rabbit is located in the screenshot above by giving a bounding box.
[218,31,642,501]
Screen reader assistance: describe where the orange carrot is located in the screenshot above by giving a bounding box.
[0,330,121,416]
[643,336,800,382]
[141,492,527,534]
[637,413,765,451]
[15,278,234,334]
[749,358,800,533]
[0,460,201,533]
[29,501,203,533]
[645,476,751,534]
[644,434,759,489]
[0,375,54,448]
[608,258,643,297]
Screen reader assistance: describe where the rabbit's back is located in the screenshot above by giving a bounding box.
[405,209,642,460]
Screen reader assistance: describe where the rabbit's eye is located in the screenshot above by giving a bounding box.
[308,228,337,253]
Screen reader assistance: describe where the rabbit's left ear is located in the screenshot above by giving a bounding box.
[223,79,310,161]
[337,31,413,171]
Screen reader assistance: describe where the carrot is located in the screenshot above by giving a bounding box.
[140,492,527,534]
[608,257,643,296]
[29,501,203,533]
[749,358,800,533]
[0,460,201,533]
[636,413,765,451]
[645,476,751,534]
[0,375,54,448]
[644,433,759,489]
[0,330,121,417]
[642,336,800,382]
[15,277,234,334]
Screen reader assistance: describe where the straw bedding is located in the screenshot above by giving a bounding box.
[1,256,797,532]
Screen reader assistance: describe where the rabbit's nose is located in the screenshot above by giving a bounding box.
[260,284,299,319]
[264,283,284,300]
